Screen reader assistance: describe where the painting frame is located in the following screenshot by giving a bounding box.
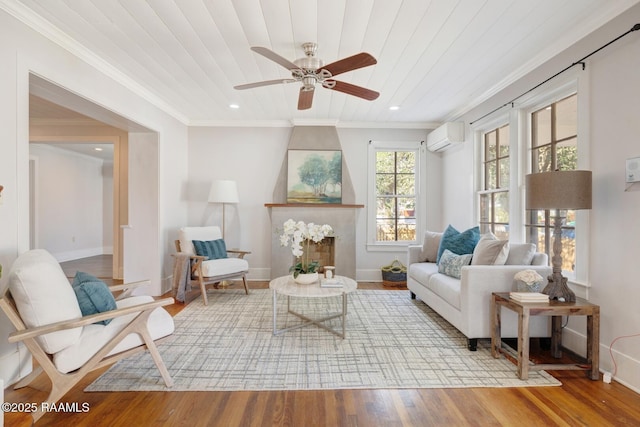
[287,149,342,204]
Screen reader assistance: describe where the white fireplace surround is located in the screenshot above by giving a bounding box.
[268,206,359,279]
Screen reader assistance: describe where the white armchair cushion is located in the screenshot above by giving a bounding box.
[178,226,222,255]
[200,257,249,277]
[53,295,175,373]
[8,250,83,354]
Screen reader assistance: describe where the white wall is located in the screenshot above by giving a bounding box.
[441,8,640,392]
[187,126,436,281]
[0,10,188,386]
[29,144,109,261]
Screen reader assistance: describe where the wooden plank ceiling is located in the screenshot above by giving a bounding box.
[5,0,639,126]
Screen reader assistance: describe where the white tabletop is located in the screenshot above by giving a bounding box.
[269,275,357,298]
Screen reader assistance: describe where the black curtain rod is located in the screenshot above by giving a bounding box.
[469,23,640,125]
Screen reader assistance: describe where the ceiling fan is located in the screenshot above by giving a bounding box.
[234,42,380,110]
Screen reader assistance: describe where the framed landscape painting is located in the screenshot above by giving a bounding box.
[287,150,342,204]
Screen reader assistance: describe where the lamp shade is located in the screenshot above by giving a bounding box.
[525,170,592,210]
[208,180,239,204]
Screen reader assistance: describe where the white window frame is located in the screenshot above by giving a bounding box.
[522,80,590,288]
[472,68,590,292]
[474,119,513,238]
[367,140,424,251]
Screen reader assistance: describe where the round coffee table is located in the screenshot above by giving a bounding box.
[269,275,357,338]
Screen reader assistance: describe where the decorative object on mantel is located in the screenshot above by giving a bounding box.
[287,150,342,204]
[279,219,333,284]
[514,269,544,293]
[525,170,592,302]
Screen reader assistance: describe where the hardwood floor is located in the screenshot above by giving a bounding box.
[4,256,640,426]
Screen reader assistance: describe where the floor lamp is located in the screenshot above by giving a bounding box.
[208,180,239,240]
[525,170,592,302]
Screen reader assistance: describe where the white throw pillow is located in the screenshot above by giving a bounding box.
[421,230,443,262]
[505,243,537,265]
[8,249,83,354]
[178,226,223,255]
[471,233,510,265]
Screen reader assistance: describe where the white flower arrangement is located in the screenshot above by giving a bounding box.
[279,219,333,277]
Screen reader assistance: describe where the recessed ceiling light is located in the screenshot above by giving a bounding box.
[389,105,400,111]
[229,103,240,109]
[94,147,103,151]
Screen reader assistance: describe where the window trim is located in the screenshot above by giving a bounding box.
[367,140,424,251]
[520,74,591,289]
[472,68,590,292]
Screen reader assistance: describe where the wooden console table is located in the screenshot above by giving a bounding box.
[490,292,600,380]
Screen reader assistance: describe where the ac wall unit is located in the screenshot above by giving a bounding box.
[426,122,464,152]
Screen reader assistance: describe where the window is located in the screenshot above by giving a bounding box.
[368,141,422,247]
[526,93,578,274]
[479,124,510,239]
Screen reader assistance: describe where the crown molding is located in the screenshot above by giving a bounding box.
[188,118,437,129]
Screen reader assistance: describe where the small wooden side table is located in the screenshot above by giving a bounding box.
[491,292,600,380]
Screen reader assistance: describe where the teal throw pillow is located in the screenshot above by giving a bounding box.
[193,239,228,260]
[436,224,481,263]
[438,249,473,279]
[72,271,117,325]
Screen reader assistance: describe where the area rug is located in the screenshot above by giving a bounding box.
[86,289,560,391]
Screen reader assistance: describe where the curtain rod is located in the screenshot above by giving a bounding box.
[469,23,640,125]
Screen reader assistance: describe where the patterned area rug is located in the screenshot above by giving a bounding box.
[86,289,560,391]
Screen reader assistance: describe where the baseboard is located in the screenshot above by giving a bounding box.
[563,327,640,393]
[356,269,383,282]
[52,247,105,262]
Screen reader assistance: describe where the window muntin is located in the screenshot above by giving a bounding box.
[527,93,578,274]
[479,124,510,239]
[375,150,417,242]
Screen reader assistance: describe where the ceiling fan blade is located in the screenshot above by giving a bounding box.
[251,46,301,71]
[234,78,297,90]
[320,52,377,77]
[298,87,314,110]
[326,80,379,101]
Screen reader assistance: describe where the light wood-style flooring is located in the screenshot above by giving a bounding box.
[4,256,640,426]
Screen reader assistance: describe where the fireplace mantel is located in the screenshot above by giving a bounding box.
[265,203,364,208]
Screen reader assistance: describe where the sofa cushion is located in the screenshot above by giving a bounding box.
[421,230,443,262]
[427,273,462,310]
[52,295,175,373]
[505,243,537,265]
[72,272,117,325]
[408,261,439,285]
[471,233,509,265]
[193,239,228,260]
[436,225,480,263]
[438,249,473,279]
[8,249,83,354]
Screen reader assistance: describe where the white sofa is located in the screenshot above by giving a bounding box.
[407,237,552,351]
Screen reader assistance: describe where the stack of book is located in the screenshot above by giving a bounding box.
[509,292,549,303]
[320,278,343,288]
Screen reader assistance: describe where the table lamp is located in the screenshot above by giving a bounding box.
[525,170,592,302]
[208,180,239,239]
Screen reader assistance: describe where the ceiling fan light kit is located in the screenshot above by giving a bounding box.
[234,43,379,110]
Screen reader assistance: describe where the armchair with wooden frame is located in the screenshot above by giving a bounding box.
[174,226,250,306]
[0,249,174,423]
